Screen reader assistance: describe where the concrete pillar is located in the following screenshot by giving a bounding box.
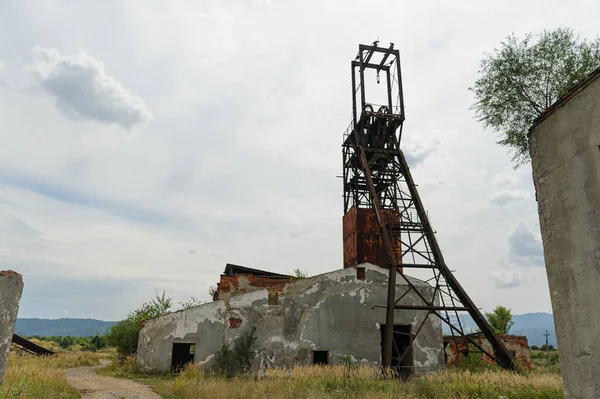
[529,69,600,399]
[0,270,23,385]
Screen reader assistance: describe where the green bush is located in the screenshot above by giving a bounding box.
[106,291,173,357]
[214,326,257,377]
[455,345,497,373]
[26,334,107,351]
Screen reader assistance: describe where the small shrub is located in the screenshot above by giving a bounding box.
[291,268,307,280]
[214,326,257,377]
[455,347,496,373]
[178,297,205,310]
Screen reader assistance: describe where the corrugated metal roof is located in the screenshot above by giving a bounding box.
[222,263,293,278]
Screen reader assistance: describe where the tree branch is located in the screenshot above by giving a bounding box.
[505,73,545,115]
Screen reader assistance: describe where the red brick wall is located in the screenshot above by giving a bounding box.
[215,274,293,301]
[444,334,531,370]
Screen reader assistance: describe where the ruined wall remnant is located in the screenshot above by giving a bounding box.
[215,274,291,301]
[137,264,444,375]
[529,67,600,399]
[214,263,293,301]
[0,270,24,385]
[444,334,531,370]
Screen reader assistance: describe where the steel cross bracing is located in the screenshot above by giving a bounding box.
[342,42,516,373]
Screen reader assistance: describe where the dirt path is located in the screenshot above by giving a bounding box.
[65,361,162,399]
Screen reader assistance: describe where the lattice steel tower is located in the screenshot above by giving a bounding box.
[342,42,515,371]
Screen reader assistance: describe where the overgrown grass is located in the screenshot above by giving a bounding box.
[147,363,563,399]
[0,351,105,399]
[97,354,172,389]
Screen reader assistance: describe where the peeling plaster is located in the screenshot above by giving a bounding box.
[137,264,444,375]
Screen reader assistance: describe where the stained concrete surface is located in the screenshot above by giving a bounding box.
[0,270,23,385]
[530,70,600,399]
[137,264,444,375]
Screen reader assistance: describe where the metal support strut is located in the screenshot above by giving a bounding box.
[342,42,516,373]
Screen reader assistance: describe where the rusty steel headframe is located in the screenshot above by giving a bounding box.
[341,42,516,373]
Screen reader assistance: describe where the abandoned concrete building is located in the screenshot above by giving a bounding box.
[137,43,518,375]
[136,263,445,375]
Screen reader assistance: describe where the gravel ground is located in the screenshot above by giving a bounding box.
[65,362,162,399]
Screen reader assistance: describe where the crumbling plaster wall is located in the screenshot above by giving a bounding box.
[282,265,443,373]
[529,73,600,399]
[137,263,443,374]
[0,271,23,385]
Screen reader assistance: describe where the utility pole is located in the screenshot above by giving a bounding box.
[543,330,551,366]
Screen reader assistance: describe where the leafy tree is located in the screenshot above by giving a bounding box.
[27,334,108,351]
[90,333,107,351]
[485,305,515,335]
[471,28,600,167]
[106,291,173,357]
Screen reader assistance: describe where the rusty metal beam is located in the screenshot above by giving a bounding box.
[352,61,391,71]
[11,333,54,357]
[342,41,516,373]
[373,305,471,311]
[355,139,399,369]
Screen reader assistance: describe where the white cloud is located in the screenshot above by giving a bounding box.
[488,267,522,288]
[1,0,592,318]
[403,138,440,167]
[508,221,544,266]
[489,190,528,205]
[0,60,5,85]
[487,221,545,288]
[29,46,153,129]
[0,60,10,88]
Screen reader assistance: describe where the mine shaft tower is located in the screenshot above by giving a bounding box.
[342,42,515,372]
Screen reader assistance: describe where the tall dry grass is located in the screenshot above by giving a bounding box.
[151,363,564,399]
[0,351,103,399]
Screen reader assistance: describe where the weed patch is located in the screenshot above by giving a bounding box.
[0,352,104,399]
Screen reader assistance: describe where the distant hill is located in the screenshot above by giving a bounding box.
[17,312,557,346]
[15,318,115,337]
[442,312,557,347]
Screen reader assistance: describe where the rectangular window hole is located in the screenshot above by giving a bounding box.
[357,267,366,280]
[268,291,279,305]
[313,350,329,365]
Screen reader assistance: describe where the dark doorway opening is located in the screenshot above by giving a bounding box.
[171,343,195,373]
[380,324,413,378]
[313,350,329,365]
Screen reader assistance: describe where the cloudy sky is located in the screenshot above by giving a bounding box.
[1,1,598,321]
